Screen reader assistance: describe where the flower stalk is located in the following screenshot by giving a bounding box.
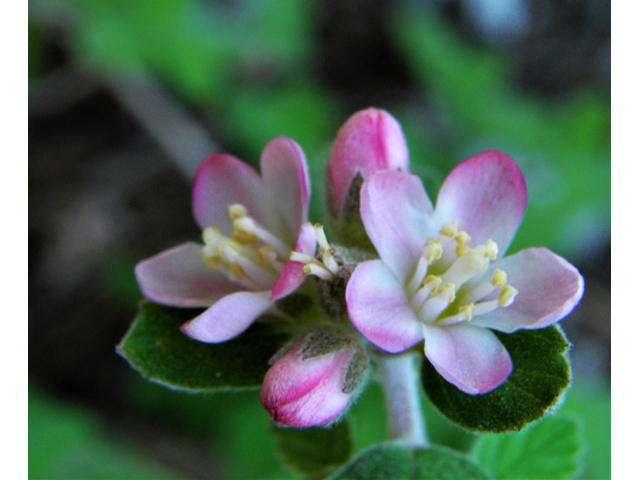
[376,352,427,446]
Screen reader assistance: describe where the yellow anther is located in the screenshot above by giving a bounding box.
[456,244,471,257]
[229,263,244,281]
[438,283,456,304]
[423,274,442,290]
[232,218,258,244]
[459,303,476,322]
[455,230,471,245]
[491,269,507,288]
[484,240,498,260]
[302,264,312,275]
[257,245,277,266]
[498,285,518,307]
[423,239,443,263]
[440,222,459,237]
[228,203,248,220]
[199,251,220,269]
[202,227,221,245]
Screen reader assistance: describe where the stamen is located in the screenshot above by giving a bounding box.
[436,303,476,326]
[229,262,244,281]
[199,251,220,269]
[423,238,443,263]
[257,246,284,273]
[314,223,331,252]
[499,286,518,307]
[409,275,441,310]
[322,248,340,274]
[289,251,317,264]
[440,222,458,237]
[228,203,248,220]
[484,240,498,260]
[417,284,455,324]
[302,262,335,281]
[491,269,507,288]
[233,217,290,258]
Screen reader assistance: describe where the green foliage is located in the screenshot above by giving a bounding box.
[392,5,610,261]
[117,301,290,391]
[328,443,491,480]
[421,326,571,432]
[473,415,585,479]
[560,383,611,480]
[29,384,179,479]
[273,420,353,477]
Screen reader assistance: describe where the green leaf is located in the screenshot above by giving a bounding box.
[329,443,491,480]
[472,415,585,479]
[273,420,353,478]
[421,326,571,432]
[117,301,290,391]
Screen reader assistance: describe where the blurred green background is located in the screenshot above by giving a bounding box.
[29,0,610,478]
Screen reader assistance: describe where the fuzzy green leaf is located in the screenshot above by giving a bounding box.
[273,420,353,477]
[329,443,491,480]
[421,326,571,432]
[117,301,290,391]
[472,415,585,479]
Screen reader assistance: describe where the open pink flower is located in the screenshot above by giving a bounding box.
[346,151,584,394]
[135,137,316,343]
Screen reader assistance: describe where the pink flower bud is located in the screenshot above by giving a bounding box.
[327,108,409,218]
[260,330,367,428]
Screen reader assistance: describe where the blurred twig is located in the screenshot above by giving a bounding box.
[29,0,219,179]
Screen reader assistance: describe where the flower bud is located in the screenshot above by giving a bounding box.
[260,329,368,428]
[326,108,409,220]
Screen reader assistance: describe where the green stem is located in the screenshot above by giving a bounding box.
[377,352,428,446]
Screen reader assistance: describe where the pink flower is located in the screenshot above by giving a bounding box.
[326,108,409,219]
[260,330,367,428]
[135,137,316,343]
[345,151,584,394]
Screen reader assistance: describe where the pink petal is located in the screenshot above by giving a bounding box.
[192,154,268,234]
[259,137,311,244]
[346,260,423,353]
[360,171,435,282]
[327,108,409,215]
[271,223,317,301]
[180,290,273,343]
[135,242,241,307]
[471,248,584,332]
[423,324,513,394]
[260,342,353,427]
[434,151,527,256]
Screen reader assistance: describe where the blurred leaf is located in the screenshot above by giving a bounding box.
[392,5,610,261]
[29,384,178,479]
[117,301,290,391]
[473,415,585,479]
[328,443,490,480]
[560,383,611,480]
[421,326,571,432]
[273,420,353,477]
[226,83,338,162]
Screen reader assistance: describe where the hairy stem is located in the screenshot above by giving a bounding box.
[377,352,428,445]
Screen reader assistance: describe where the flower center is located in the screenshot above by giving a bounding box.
[406,222,518,326]
[200,204,289,290]
[289,223,342,281]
